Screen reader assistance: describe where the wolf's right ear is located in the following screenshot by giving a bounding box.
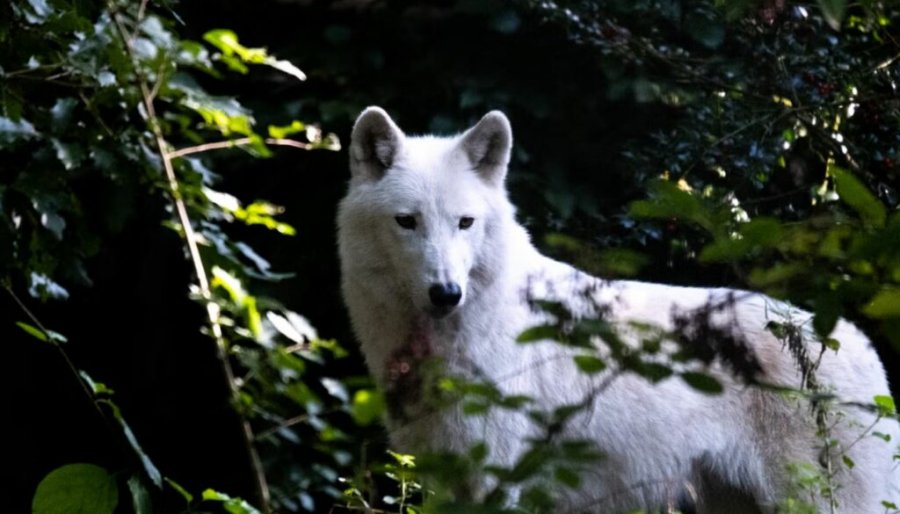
[349,107,405,180]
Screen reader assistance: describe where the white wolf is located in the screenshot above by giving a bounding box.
[337,107,899,513]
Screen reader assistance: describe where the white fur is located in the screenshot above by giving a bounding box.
[338,107,899,513]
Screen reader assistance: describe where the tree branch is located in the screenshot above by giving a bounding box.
[108,3,271,510]
[167,137,311,159]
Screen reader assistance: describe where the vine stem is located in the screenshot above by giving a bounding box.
[107,4,271,510]
[5,285,105,421]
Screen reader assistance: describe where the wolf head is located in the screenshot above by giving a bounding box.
[338,107,515,319]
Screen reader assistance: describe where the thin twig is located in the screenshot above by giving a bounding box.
[168,137,311,159]
[5,286,101,418]
[147,58,168,104]
[79,91,115,138]
[255,414,309,441]
[5,285,153,479]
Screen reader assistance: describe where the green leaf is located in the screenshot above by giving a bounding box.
[79,371,115,395]
[818,0,847,30]
[596,248,648,277]
[105,401,163,487]
[823,338,841,352]
[387,450,416,468]
[872,431,891,442]
[0,116,38,145]
[841,454,854,469]
[267,311,318,344]
[201,489,262,514]
[468,442,488,463]
[554,467,581,489]
[573,355,607,374]
[462,401,490,416]
[128,476,152,514]
[634,362,673,382]
[168,74,255,137]
[629,179,714,232]
[516,324,559,343]
[16,321,48,342]
[812,294,840,339]
[30,273,70,302]
[350,389,386,425]
[23,0,53,24]
[830,164,886,228]
[203,30,252,59]
[267,120,305,139]
[700,217,782,263]
[51,138,86,170]
[681,372,723,394]
[50,97,78,133]
[863,289,900,319]
[32,463,118,514]
[874,395,896,417]
[164,478,194,504]
[264,58,306,81]
[202,29,306,81]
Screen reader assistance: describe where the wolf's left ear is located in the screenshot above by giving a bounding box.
[459,111,512,187]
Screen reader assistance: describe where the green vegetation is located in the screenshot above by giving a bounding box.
[3,0,898,512]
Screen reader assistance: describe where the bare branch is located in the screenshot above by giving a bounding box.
[108,3,271,510]
[168,137,311,159]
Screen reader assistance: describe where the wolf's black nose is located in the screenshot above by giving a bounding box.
[429,282,462,308]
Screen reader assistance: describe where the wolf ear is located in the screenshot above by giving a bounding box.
[459,111,512,186]
[349,106,405,180]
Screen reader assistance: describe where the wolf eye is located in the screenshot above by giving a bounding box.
[395,215,417,230]
[459,217,474,230]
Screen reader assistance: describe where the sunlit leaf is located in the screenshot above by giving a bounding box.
[321,377,349,402]
[165,478,194,504]
[0,116,39,145]
[201,489,262,514]
[862,289,900,319]
[202,29,305,80]
[23,0,53,24]
[268,120,306,139]
[268,311,318,344]
[16,321,48,342]
[387,451,416,468]
[874,395,896,417]
[264,58,306,81]
[211,266,248,305]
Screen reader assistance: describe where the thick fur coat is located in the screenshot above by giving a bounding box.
[337,107,899,513]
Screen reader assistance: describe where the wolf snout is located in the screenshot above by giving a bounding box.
[428,282,462,310]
